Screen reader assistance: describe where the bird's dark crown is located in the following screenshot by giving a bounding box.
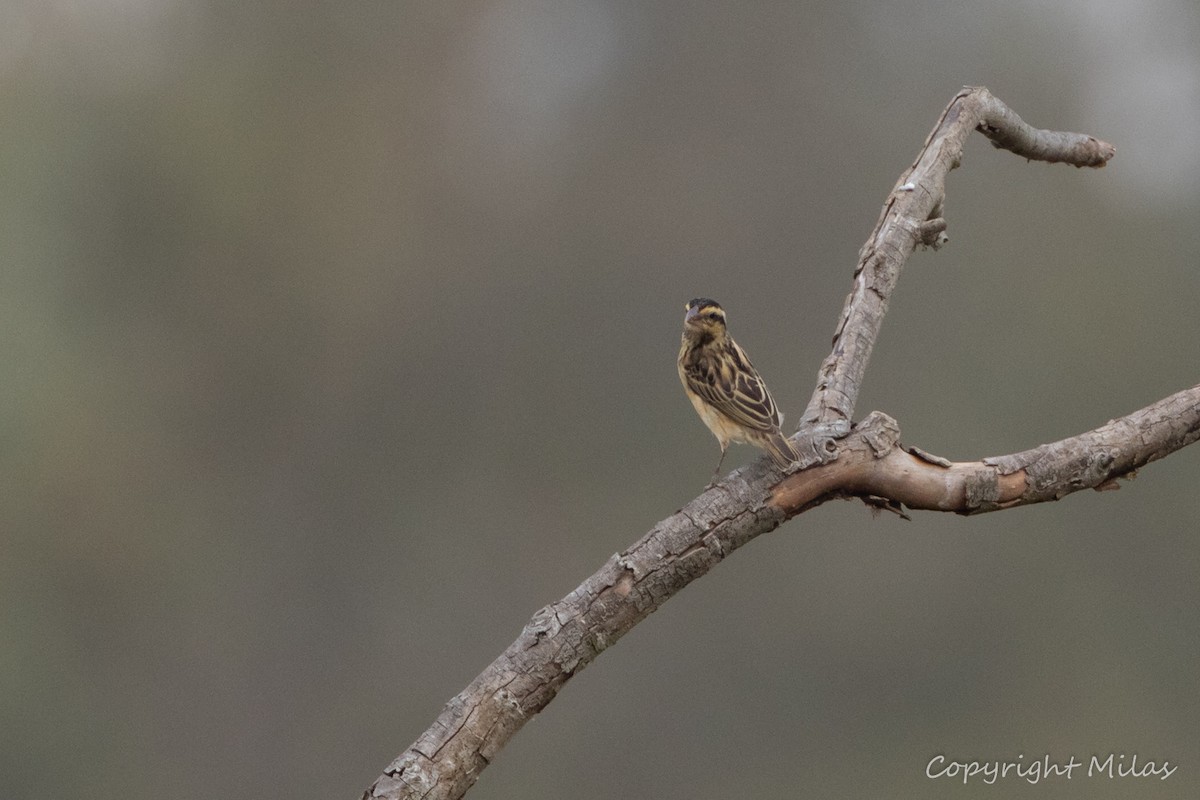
[684,298,726,326]
[686,298,722,313]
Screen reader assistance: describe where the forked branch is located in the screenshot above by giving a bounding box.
[794,87,1115,463]
[362,88,1172,800]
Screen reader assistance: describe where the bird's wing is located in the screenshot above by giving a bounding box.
[684,339,782,434]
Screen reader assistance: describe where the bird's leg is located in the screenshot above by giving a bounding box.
[705,444,728,489]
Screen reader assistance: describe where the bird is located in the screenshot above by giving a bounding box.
[677,298,799,487]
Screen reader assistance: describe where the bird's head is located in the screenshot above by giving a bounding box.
[683,298,727,340]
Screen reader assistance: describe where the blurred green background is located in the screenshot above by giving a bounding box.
[2,1,1198,798]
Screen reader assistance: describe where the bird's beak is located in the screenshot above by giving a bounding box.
[684,305,701,322]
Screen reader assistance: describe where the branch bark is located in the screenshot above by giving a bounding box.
[362,87,1150,800]
[772,388,1200,516]
[794,86,1114,463]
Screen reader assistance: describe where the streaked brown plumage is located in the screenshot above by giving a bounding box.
[678,298,799,486]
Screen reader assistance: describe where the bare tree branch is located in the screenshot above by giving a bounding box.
[794,86,1114,463]
[772,387,1200,516]
[361,87,1148,800]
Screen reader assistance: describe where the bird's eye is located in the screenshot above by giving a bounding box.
[707,312,722,321]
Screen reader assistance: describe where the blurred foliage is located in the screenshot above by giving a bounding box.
[1,1,1198,798]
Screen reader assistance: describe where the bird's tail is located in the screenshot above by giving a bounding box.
[762,431,800,470]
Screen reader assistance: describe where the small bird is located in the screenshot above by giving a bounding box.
[678,298,799,487]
